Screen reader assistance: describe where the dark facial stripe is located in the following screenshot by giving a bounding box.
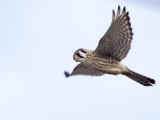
[80,49,86,53]
[77,52,84,58]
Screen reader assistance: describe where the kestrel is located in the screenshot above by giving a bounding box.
[64,6,155,86]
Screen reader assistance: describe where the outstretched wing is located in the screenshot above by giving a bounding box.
[95,6,133,61]
[64,63,104,77]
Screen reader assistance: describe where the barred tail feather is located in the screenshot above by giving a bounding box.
[123,69,155,86]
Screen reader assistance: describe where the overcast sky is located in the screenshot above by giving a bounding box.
[0,0,160,120]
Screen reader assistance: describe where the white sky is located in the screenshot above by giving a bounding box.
[0,0,160,120]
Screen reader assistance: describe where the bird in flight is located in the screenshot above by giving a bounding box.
[64,6,155,86]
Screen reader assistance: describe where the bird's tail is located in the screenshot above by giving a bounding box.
[123,68,155,86]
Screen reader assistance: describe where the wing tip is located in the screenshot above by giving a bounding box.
[150,79,156,84]
[123,6,126,11]
[64,71,70,78]
[112,10,115,22]
[118,5,120,11]
[112,6,128,22]
[116,5,121,18]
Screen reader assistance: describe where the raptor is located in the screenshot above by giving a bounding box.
[64,6,155,86]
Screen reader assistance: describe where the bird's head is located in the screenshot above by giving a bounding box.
[73,48,88,62]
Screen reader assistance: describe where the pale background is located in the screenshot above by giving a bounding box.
[0,0,160,120]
